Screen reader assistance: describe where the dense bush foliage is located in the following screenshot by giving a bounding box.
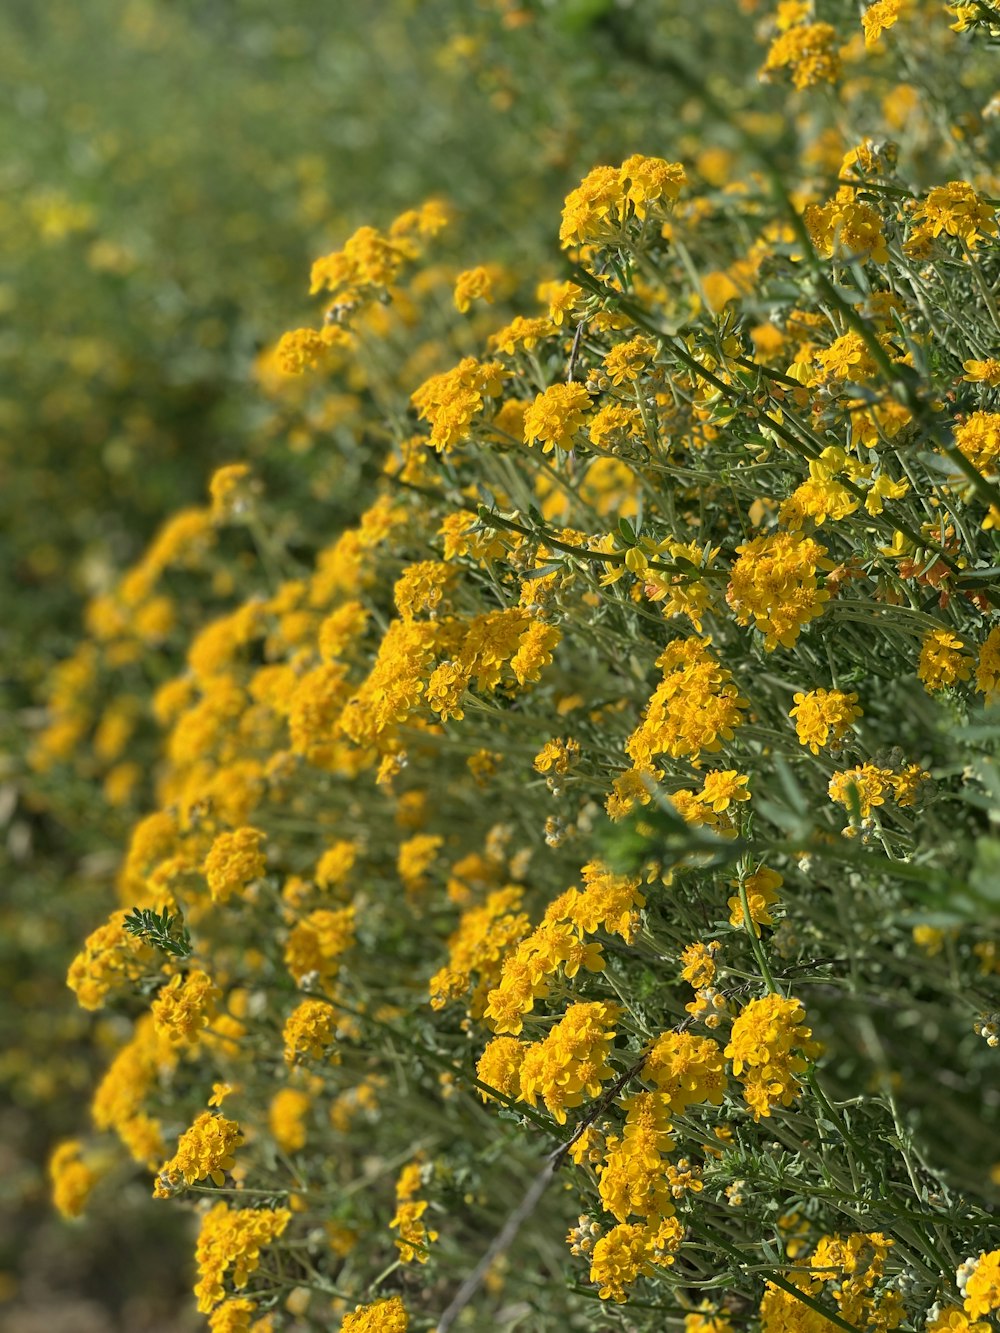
[10,1,1000,1330]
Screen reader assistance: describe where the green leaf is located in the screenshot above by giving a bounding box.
[595,802,744,876]
[551,0,615,36]
[970,837,1000,908]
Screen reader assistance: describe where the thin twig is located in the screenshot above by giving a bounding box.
[435,1057,646,1331]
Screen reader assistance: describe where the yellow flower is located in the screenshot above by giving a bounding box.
[193,1203,290,1313]
[911,182,998,249]
[411,357,506,452]
[340,1296,408,1332]
[725,995,820,1120]
[761,23,842,91]
[963,358,1000,387]
[977,627,1000,702]
[727,533,833,650]
[919,629,973,693]
[453,264,496,313]
[283,999,340,1064]
[728,867,783,936]
[862,0,907,46]
[965,1251,1000,1319]
[518,1001,620,1123]
[698,770,750,813]
[151,970,220,1045]
[789,688,862,753]
[268,1088,311,1153]
[209,463,254,522]
[155,1113,243,1194]
[49,1140,98,1219]
[203,828,267,903]
[523,382,592,453]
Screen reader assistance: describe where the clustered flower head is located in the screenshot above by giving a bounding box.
[534,736,581,776]
[910,182,998,250]
[963,1251,1000,1319]
[49,1140,98,1219]
[453,264,497,313]
[828,761,930,826]
[559,154,686,249]
[643,1031,727,1113]
[789,688,862,753]
[411,357,506,452]
[193,1203,290,1313]
[760,1230,902,1333]
[479,863,645,1035]
[268,1087,311,1153]
[517,1000,620,1123]
[524,382,592,453]
[761,20,842,90]
[203,827,267,903]
[340,1296,409,1332]
[679,940,721,990]
[390,1159,438,1263]
[283,998,340,1064]
[862,0,909,46]
[977,628,1000,701]
[284,906,355,985]
[206,1297,263,1333]
[726,532,833,650]
[155,1112,243,1195]
[209,464,255,523]
[618,637,748,814]
[150,969,221,1044]
[919,629,973,692]
[309,222,413,302]
[589,1215,683,1302]
[275,325,346,376]
[67,911,151,1011]
[725,995,821,1120]
[728,866,783,937]
[955,413,1000,475]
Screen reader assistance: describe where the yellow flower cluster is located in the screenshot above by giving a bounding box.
[559,154,686,249]
[193,1202,291,1313]
[761,21,842,90]
[725,995,821,1121]
[524,382,593,454]
[481,861,644,1033]
[155,1112,243,1194]
[728,866,783,936]
[919,630,974,692]
[341,1295,409,1332]
[518,1000,620,1123]
[150,970,221,1044]
[49,1140,98,1220]
[390,1160,438,1263]
[66,911,152,1011]
[411,356,506,452]
[759,1238,903,1332]
[268,1087,311,1153]
[911,182,998,250]
[630,638,746,768]
[828,761,929,823]
[726,532,832,650]
[964,1251,1000,1319]
[789,689,862,753]
[203,827,267,903]
[283,998,340,1064]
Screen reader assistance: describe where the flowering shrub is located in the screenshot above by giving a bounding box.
[16,0,1000,1329]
